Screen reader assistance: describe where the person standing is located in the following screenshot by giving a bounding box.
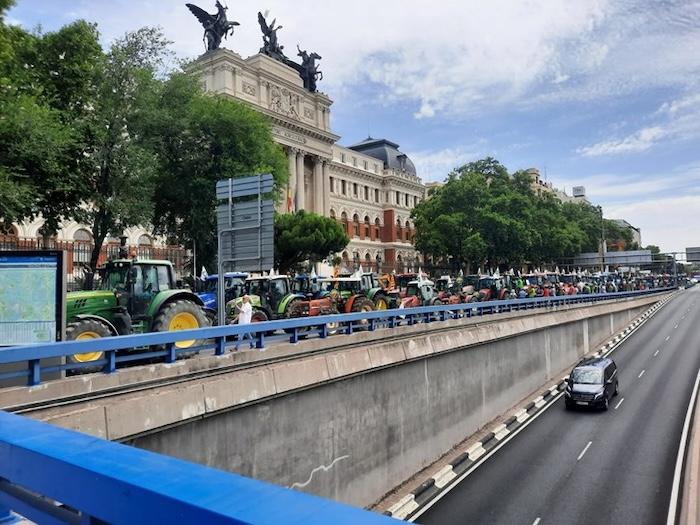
[235,295,255,351]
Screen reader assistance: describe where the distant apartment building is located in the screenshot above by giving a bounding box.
[612,219,642,248]
[526,168,588,204]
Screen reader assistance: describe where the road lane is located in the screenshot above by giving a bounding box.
[419,287,700,525]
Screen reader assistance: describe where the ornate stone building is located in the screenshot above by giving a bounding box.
[192,49,426,272]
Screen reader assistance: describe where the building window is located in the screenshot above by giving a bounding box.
[330,209,336,220]
[73,229,93,263]
[363,160,368,170]
[374,218,381,239]
[341,153,346,163]
[375,188,380,202]
[414,196,418,207]
[364,186,369,200]
[405,193,409,206]
[396,191,400,205]
[352,157,357,167]
[352,214,360,237]
[138,234,153,258]
[374,164,379,174]
[342,180,347,195]
[329,177,334,193]
[364,216,371,238]
[405,221,411,242]
[353,183,358,197]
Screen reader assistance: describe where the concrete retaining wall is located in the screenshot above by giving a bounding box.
[120,296,659,508]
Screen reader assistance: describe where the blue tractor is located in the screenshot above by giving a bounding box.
[197,273,248,321]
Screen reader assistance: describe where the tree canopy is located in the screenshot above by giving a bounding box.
[274,210,349,274]
[0,6,287,274]
[412,157,632,271]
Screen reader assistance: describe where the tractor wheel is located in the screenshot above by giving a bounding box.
[251,310,269,323]
[374,294,389,311]
[66,319,112,371]
[285,299,310,335]
[152,300,209,357]
[326,306,341,335]
[351,297,375,327]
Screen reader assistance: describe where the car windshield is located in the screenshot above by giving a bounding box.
[571,368,603,385]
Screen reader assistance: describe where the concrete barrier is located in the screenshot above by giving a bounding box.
[21,293,665,508]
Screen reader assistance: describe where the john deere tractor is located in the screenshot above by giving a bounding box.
[65,259,209,366]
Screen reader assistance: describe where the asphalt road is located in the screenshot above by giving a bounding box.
[419,286,700,525]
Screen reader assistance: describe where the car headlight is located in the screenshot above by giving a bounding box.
[594,390,604,398]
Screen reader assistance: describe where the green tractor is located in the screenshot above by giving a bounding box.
[66,259,210,366]
[360,271,399,310]
[226,273,305,324]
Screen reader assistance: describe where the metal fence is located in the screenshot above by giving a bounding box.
[0,235,188,290]
[0,410,394,525]
[0,287,674,386]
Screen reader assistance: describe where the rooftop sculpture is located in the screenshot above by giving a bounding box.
[186,1,239,52]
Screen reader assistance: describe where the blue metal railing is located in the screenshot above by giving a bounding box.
[0,288,673,386]
[0,410,396,524]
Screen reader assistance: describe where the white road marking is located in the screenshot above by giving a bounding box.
[665,336,671,341]
[674,324,679,329]
[532,518,541,525]
[577,441,593,461]
[654,350,660,357]
[666,369,700,525]
[614,397,625,410]
[639,370,646,379]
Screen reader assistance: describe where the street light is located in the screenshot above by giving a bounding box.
[597,206,605,272]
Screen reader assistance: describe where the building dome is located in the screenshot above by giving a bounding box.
[348,137,417,176]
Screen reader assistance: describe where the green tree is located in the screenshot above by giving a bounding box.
[274,210,349,273]
[146,71,288,271]
[0,17,100,237]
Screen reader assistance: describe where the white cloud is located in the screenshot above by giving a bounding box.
[410,142,487,182]
[577,93,700,157]
[605,195,700,253]
[18,0,700,122]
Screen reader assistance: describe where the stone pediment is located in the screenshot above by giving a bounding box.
[191,49,338,156]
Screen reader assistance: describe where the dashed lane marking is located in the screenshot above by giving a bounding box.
[577,441,593,461]
[532,518,541,525]
[654,350,660,357]
[666,336,671,341]
[614,397,625,410]
[674,324,679,329]
[639,370,646,379]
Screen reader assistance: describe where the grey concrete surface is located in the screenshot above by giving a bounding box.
[420,287,700,525]
[114,296,659,508]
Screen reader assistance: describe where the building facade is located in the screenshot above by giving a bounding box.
[192,49,425,272]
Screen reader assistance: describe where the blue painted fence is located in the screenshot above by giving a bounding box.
[0,410,397,525]
[0,288,673,386]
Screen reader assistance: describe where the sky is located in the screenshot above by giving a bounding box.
[6,0,700,254]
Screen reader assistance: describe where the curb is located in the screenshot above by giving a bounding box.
[384,291,678,521]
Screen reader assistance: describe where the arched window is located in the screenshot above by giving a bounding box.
[405,220,411,242]
[330,209,336,220]
[0,222,18,249]
[364,252,371,263]
[352,214,360,237]
[138,234,153,258]
[374,218,381,239]
[73,228,93,263]
[352,251,360,270]
[364,215,371,238]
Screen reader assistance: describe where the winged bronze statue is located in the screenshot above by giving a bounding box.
[186,1,239,52]
[258,11,285,60]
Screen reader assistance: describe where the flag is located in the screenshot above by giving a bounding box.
[200,266,208,280]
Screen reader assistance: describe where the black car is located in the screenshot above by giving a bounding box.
[565,357,619,410]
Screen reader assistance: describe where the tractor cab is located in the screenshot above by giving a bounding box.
[98,259,176,324]
[402,278,438,307]
[197,272,247,311]
[317,277,375,315]
[477,276,507,301]
[245,275,291,315]
[292,273,323,298]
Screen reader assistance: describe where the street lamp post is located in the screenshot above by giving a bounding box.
[597,206,605,272]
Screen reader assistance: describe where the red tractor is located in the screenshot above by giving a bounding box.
[400,277,442,308]
[435,276,464,304]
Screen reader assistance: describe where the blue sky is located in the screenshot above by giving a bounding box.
[7,0,700,254]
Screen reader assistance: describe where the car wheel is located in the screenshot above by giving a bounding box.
[614,381,619,397]
[602,396,609,411]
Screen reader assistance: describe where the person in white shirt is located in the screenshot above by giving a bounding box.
[235,295,255,351]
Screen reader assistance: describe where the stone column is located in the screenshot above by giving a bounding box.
[322,160,330,216]
[296,152,306,211]
[313,157,323,214]
[287,148,297,213]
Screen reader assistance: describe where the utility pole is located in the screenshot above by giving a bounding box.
[597,206,605,272]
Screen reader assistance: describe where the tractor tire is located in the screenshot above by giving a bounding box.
[374,294,390,311]
[65,319,112,372]
[152,300,209,358]
[326,306,341,335]
[351,297,375,327]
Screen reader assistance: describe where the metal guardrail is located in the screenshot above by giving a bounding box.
[0,410,396,525]
[0,288,674,386]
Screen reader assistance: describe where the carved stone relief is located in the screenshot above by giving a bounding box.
[268,83,301,121]
[242,82,256,96]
